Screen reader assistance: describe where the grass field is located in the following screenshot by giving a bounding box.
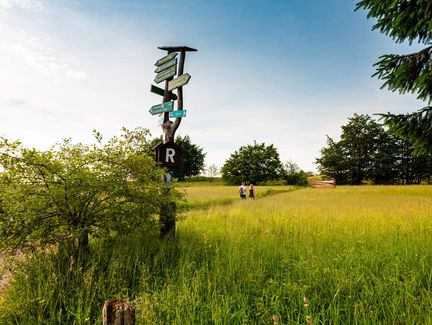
[1,185,431,324]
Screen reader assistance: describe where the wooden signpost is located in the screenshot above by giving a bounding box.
[155,52,177,66]
[150,85,178,100]
[154,65,177,84]
[149,45,197,239]
[149,101,174,115]
[168,73,191,91]
[155,58,177,73]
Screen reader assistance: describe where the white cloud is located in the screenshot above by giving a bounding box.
[0,0,44,11]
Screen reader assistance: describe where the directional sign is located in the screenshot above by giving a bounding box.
[155,52,177,66]
[150,85,178,100]
[168,73,191,91]
[154,65,176,84]
[169,110,186,118]
[149,101,174,115]
[155,58,177,73]
[155,141,182,169]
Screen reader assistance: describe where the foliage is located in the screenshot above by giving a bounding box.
[317,114,385,184]
[4,186,432,325]
[221,141,283,185]
[316,113,432,184]
[2,186,432,323]
[0,128,173,255]
[206,164,219,182]
[356,0,432,154]
[174,135,206,181]
[282,160,309,186]
[379,107,432,155]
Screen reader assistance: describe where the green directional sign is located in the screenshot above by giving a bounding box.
[168,73,191,91]
[149,101,174,115]
[169,110,187,118]
[154,65,176,84]
[150,85,178,100]
[155,58,177,73]
[155,52,177,66]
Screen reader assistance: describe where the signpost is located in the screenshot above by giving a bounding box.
[168,73,191,91]
[149,101,174,115]
[154,65,177,84]
[155,58,177,73]
[155,141,182,169]
[155,52,177,66]
[169,110,186,118]
[150,85,178,100]
[149,45,197,239]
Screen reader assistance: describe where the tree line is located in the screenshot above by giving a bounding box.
[316,113,432,185]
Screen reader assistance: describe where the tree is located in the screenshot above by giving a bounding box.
[282,160,308,186]
[221,141,283,185]
[317,114,389,184]
[206,164,219,182]
[316,113,432,184]
[0,128,176,256]
[356,0,432,155]
[316,136,350,184]
[173,135,206,180]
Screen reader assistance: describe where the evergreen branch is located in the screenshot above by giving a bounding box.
[373,45,432,102]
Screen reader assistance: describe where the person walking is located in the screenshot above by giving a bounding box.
[239,182,246,200]
[249,183,255,199]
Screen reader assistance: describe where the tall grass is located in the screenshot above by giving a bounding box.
[1,185,431,324]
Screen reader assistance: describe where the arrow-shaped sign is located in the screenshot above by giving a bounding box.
[155,52,177,66]
[155,58,177,73]
[154,65,176,84]
[150,85,178,100]
[149,101,174,115]
[169,110,187,118]
[168,73,191,91]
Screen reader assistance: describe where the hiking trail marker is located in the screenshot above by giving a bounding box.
[168,73,191,91]
[149,45,197,239]
[149,101,174,115]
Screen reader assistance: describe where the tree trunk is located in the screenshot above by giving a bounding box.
[78,227,89,254]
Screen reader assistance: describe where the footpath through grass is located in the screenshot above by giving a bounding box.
[179,185,295,210]
[0,185,431,324]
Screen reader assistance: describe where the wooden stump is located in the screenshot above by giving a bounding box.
[102,299,135,325]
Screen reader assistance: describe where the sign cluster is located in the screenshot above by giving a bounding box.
[149,47,195,171]
[150,52,191,120]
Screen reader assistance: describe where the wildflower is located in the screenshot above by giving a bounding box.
[272,314,278,325]
[303,296,309,309]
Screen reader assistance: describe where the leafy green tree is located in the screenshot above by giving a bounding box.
[317,114,390,184]
[0,128,174,255]
[316,136,350,184]
[317,113,432,184]
[174,135,206,181]
[282,160,308,186]
[356,0,432,155]
[221,141,283,185]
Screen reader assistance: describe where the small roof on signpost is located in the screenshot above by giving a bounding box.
[158,46,198,52]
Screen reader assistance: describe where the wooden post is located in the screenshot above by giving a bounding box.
[156,46,197,239]
[102,300,135,325]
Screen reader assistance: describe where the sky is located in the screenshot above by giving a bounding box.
[0,0,426,173]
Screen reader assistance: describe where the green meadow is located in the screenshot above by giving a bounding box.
[1,185,432,324]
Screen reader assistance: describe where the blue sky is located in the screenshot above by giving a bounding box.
[0,0,425,172]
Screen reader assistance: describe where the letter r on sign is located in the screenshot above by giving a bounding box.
[166,148,175,163]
